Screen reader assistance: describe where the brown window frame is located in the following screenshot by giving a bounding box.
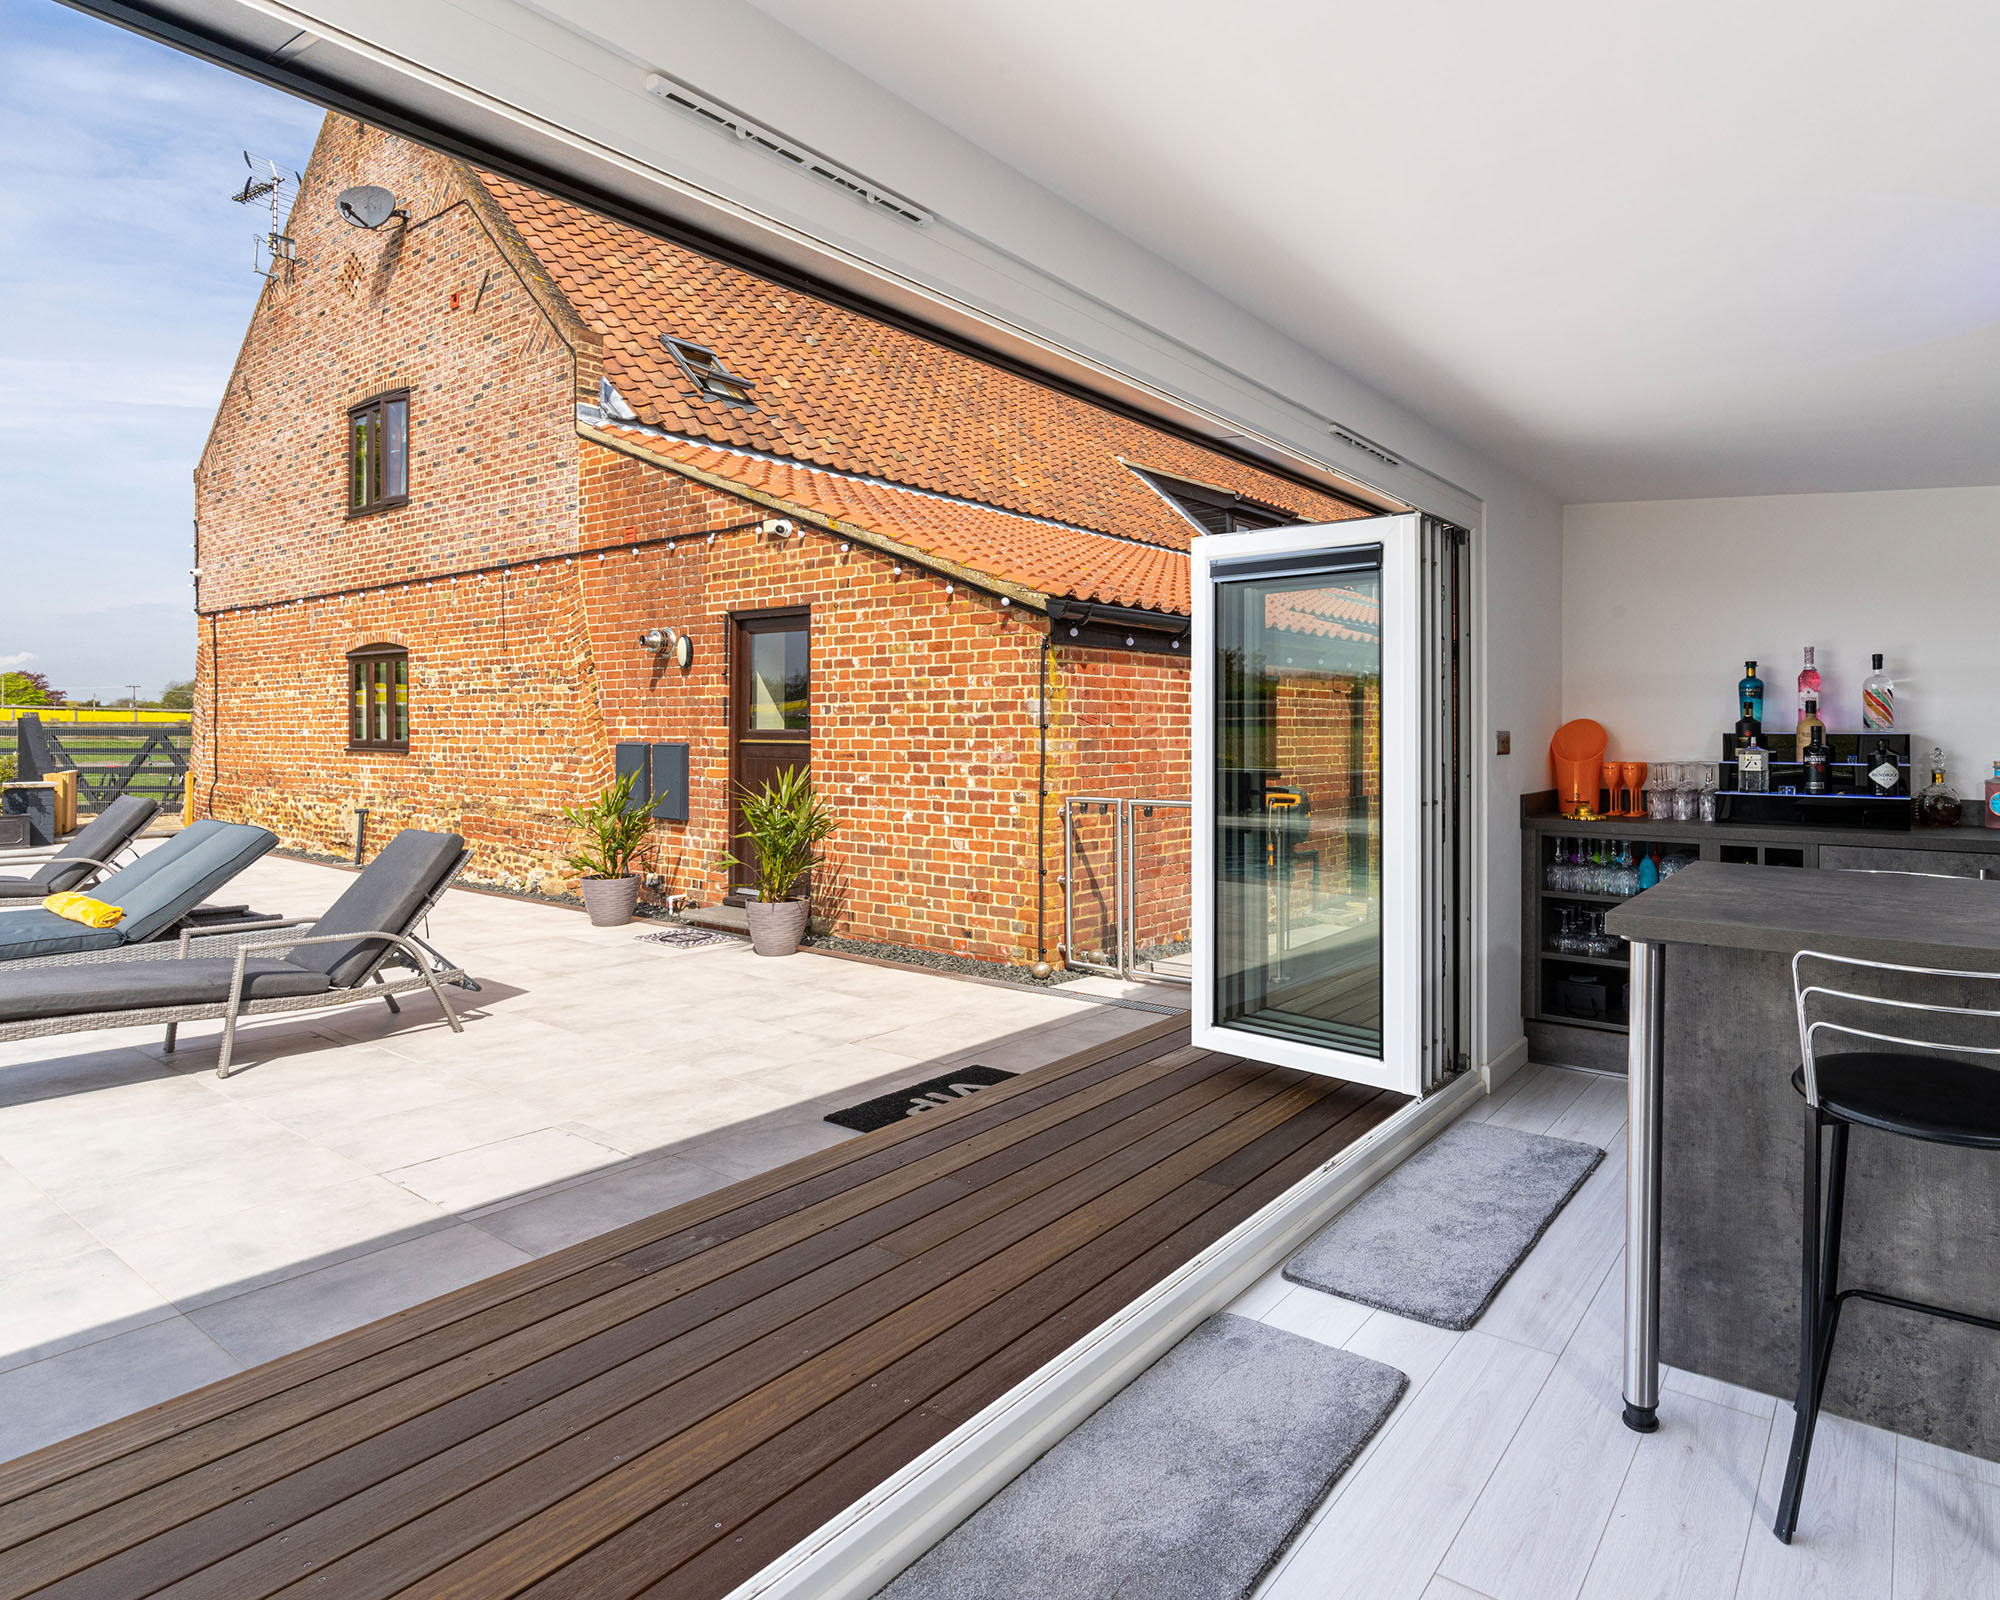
[346,643,410,753]
[347,389,411,516]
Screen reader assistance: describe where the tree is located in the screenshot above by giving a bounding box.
[1,670,65,707]
[159,679,196,710]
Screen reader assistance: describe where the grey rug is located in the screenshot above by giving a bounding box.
[1283,1120,1604,1330]
[877,1312,1406,1600]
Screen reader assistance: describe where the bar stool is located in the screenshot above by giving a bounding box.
[1775,950,2000,1542]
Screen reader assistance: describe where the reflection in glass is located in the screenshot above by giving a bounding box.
[1213,560,1383,1056]
[748,630,809,730]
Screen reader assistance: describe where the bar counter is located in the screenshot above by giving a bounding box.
[1605,862,2000,1458]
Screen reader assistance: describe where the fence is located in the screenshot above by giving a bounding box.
[9,713,191,813]
[1061,796,1192,985]
[0,705,190,725]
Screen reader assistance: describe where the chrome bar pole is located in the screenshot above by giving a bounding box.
[1624,936,1665,1432]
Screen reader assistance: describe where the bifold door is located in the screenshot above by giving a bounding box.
[1192,514,1449,1096]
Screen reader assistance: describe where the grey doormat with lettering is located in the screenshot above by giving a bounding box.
[1284,1120,1604,1330]
[876,1312,1406,1600]
[823,1066,1016,1132]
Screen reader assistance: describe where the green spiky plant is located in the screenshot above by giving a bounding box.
[561,771,651,880]
[725,766,838,903]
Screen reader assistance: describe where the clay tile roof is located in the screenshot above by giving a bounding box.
[1265,585,1381,645]
[593,426,1191,613]
[479,173,1369,613]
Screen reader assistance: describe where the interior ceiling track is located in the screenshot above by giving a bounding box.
[57,0,1407,523]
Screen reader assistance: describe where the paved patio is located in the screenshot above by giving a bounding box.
[0,850,1170,1464]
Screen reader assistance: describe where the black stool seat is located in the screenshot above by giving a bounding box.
[1791,1052,2000,1149]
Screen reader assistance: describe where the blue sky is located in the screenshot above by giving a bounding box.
[0,0,322,702]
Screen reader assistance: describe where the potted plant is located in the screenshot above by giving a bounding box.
[726,766,837,956]
[562,771,651,926]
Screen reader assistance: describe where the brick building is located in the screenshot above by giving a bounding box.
[193,118,1375,967]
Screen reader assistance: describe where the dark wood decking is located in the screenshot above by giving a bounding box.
[0,1017,1402,1600]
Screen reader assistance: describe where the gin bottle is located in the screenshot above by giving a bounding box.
[1862,654,1894,730]
[1738,660,1764,729]
[1802,723,1831,794]
[1865,738,1901,797]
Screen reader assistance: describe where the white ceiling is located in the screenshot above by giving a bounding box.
[742,0,2000,504]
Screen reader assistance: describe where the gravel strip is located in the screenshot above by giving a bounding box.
[800,932,1083,987]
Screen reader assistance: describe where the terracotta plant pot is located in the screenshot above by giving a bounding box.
[579,874,640,927]
[744,897,809,957]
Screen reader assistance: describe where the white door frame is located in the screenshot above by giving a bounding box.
[1189,514,1424,1096]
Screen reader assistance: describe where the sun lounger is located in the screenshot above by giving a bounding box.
[0,795,159,900]
[0,828,475,1076]
[0,820,277,962]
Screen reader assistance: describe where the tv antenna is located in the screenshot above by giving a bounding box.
[231,152,303,280]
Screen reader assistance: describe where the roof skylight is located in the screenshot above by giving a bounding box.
[662,336,756,407]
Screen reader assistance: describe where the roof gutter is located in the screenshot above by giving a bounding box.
[1045,597,1191,658]
[578,421,1051,613]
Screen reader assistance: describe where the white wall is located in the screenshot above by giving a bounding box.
[1564,487,2000,788]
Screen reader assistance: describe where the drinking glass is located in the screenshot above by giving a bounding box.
[1647,785,1671,821]
[1673,786,1698,822]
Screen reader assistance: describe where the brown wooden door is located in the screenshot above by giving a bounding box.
[729,608,811,900]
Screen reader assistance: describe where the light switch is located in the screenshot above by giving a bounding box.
[1495,730,1512,756]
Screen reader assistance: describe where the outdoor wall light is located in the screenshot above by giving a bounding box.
[640,626,695,669]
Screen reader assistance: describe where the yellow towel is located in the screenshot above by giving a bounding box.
[42,892,124,929]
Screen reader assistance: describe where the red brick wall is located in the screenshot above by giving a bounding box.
[194,118,589,613]
[575,442,1055,961]
[189,118,1209,968]
[192,569,607,887]
[1044,646,1193,965]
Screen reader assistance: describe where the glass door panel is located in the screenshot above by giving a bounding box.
[1192,516,1423,1094]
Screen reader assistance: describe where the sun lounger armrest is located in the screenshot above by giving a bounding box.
[176,916,317,958]
[228,930,459,990]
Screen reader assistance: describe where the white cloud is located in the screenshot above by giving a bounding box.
[0,652,37,671]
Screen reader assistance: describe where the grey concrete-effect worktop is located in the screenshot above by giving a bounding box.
[1604,859,2000,969]
[1607,860,2000,1460]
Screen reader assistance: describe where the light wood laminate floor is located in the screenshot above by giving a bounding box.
[1227,1061,2000,1600]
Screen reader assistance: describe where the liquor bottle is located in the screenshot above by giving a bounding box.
[1986,761,2000,831]
[1862,654,1894,730]
[1737,730,1771,794]
[1915,749,1962,828]
[1796,692,1826,746]
[1800,648,1832,724]
[1865,737,1901,797]
[1802,723,1831,794]
[1738,660,1765,729]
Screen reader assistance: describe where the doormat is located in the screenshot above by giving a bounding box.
[1283,1120,1604,1330]
[824,1065,1016,1133]
[876,1312,1406,1600]
[635,927,737,948]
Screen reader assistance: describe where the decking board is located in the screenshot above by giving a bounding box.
[0,1020,1402,1600]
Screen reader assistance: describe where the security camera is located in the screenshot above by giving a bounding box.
[759,518,795,537]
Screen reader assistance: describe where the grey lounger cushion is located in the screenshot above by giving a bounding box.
[290,829,465,988]
[0,912,126,960]
[0,821,277,962]
[0,795,159,899]
[96,821,278,943]
[0,958,331,1024]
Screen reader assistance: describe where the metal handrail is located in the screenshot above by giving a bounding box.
[1061,795,1191,987]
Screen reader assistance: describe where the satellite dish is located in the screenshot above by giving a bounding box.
[336,185,400,229]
